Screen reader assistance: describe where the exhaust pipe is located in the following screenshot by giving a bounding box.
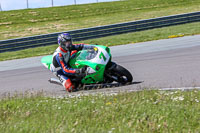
[48,78,62,86]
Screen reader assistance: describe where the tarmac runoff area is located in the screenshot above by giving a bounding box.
[0,35,200,97]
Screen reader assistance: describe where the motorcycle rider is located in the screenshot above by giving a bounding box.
[50,33,90,92]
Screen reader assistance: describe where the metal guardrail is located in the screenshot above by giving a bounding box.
[0,11,200,53]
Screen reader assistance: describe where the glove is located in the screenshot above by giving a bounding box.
[80,66,87,73]
[76,66,87,75]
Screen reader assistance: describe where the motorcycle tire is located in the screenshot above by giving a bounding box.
[112,64,133,84]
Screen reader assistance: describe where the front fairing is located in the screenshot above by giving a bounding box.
[69,45,111,84]
[70,45,111,68]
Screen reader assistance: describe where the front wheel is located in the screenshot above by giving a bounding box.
[106,64,133,84]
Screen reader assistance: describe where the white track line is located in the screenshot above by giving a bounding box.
[159,87,200,91]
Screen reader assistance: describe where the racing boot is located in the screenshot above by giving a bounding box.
[62,79,75,92]
[59,75,76,92]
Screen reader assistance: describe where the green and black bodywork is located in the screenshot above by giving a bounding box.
[41,44,132,86]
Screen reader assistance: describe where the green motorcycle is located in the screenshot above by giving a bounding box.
[41,44,133,89]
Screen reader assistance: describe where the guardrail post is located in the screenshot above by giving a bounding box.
[51,0,54,7]
[26,0,29,8]
[0,2,2,11]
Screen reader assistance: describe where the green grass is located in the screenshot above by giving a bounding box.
[1,90,200,132]
[0,21,199,61]
[0,0,200,40]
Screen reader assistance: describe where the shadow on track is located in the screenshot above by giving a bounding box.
[49,77,143,92]
[77,81,144,91]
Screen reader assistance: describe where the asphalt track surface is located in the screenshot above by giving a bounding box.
[0,35,200,97]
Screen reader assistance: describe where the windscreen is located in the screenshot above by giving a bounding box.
[76,46,98,61]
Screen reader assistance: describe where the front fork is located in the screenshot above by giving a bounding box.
[104,62,118,82]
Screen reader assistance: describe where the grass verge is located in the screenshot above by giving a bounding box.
[0,0,200,40]
[0,21,199,61]
[1,90,200,132]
